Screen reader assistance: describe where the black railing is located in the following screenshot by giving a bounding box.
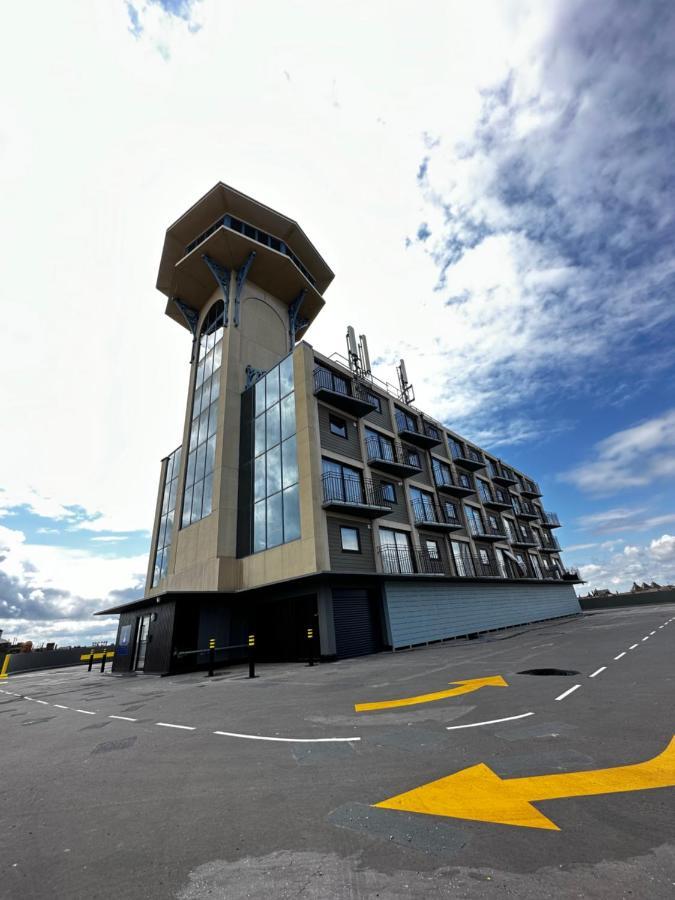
[512,525,536,545]
[411,497,462,527]
[452,553,503,578]
[423,422,442,442]
[468,519,506,540]
[395,411,419,434]
[520,478,542,496]
[542,511,561,527]
[540,535,561,551]
[378,544,445,575]
[321,472,390,508]
[313,368,379,408]
[365,436,421,469]
[450,444,484,466]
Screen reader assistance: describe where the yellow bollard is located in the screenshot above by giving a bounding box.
[0,654,10,679]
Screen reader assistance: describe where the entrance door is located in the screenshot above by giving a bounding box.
[134,615,152,671]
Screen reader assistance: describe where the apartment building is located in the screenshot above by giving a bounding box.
[101,183,581,674]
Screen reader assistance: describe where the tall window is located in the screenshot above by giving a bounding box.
[410,486,436,523]
[152,446,181,586]
[477,479,492,503]
[365,427,395,461]
[182,301,224,528]
[379,527,414,573]
[322,458,364,504]
[253,355,300,551]
[451,540,475,577]
[465,505,484,536]
[432,457,453,487]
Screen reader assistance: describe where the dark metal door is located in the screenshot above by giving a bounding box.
[333,589,381,658]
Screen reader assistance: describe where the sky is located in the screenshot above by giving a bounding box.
[1,0,674,646]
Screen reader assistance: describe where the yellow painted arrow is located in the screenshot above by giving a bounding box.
[354,675,507,712]
[375,736,675,830]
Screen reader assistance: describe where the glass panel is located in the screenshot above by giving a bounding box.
[192,479,204,521]
[208,401,218,437]
[196,359,205,388]
[255,379,266,417]
[182,488,193,527]
[186,451,196,488]
[194,384,204,417]
[202,474,213,517]
[267,492,283,548]
[195,442,207,482]
[254,455,266,502]
[266,445,282,495]
[266,366,280,407]
[281,435,298,489]
[198,409,209,444]
[340,526,359,551]
[282,483,300,542]
[255,415,266,457]
[190,416,199,447]
[279,354,294,398]
[205,434,216,476]
[210,372,220,405]
[266,402,280,449]
[203,349,214,381]
[212,339,222,371]
[280,394,295,441]
[254,500,266,552]
[206,329,215,353]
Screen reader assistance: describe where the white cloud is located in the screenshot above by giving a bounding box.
[562,410,675,495]
[575,533,675,593]
[649,534,675,562]
[576,506,675,535]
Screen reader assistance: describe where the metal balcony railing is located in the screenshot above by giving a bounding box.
[450,443,485,469]
[540,535,561,552]
[313,367,379,415]
[452,553,503,578]
[541,511,561,527]
[365,436,422,471]
[467,519,506,540]
[321,472,390,510]
[378,544,446,575]
[519,478,542,497]
[411,497,462,529]
[511,525,537,546]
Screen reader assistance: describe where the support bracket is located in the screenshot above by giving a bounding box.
[202,255,232,326]
[245,365,267,390]
[288,289,308,351]
[234,251,256,328]
[172,298,200,361]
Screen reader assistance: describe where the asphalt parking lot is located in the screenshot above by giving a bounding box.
[1,603,675,899]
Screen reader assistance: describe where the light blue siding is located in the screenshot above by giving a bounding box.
[384,581,581,648]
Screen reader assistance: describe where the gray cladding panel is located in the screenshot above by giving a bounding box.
[371,473,410,525]
[384,581,581,648]
[362,391,392,431]
[318,404,362,460]
[326,516,376,572]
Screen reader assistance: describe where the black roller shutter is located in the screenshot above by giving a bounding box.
[333,589,381,658]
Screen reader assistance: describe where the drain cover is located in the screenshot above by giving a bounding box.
[518,668,579,676]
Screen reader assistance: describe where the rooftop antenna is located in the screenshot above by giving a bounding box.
[358,334,372,377]
[397,358,415,404]
[346,326,361,375]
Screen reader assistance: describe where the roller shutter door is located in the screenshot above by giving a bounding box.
[333,589,380,658]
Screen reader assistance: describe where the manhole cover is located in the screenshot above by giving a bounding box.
[518,668,579,676]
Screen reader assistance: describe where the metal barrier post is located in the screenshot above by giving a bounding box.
[306,628,314,667]
[208,638,216,677]
[88,651,95,672]
[248,634,256,679]
[100,650,107,673]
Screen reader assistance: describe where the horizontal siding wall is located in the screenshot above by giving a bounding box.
[318,404,362,460]
[384,581,581,648]
[327,516,376,572]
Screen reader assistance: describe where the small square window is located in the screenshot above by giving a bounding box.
[479,549,489,564]
[340,526,360,552]
[381,481,396,503]
[425,539,440,560]
[329,415,348,439]
[367,393,382,413]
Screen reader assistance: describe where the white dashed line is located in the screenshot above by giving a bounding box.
[589,667,607,678]
[650,631,656,636]
[555,684,581,701]
[629,644,639,650]
[445,712,534,731]
[213,730,362,742]
[75,709,96,715]
[156,722,195,731]
[109,715,137,722]
[24,697,34,701]
[34,700,49,705]
[53,705,69,709]
[642,636,650,642]
[614,652,626,660]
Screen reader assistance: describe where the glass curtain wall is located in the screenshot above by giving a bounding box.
[152,446,181,586]
[253,355,300,551]
[182,301,224,528]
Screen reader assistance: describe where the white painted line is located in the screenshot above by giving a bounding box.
[629,643,639,650]
[24,697,34,701]
[34,700,49,705]
[445,712,534,731]
[555,684,582,701]
[75,709,96,715]
[109,715,137,722]
[642,636,650,642]
[53,704,69,709]
[650,631,656,635]
[156,722,195,731]
[213,730,362,743]
[614,652,626,660]
[589,667,607,678]
[659,626,664,629]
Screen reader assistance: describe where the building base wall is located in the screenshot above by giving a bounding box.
[383,580,581,649]
[579,588,675,610]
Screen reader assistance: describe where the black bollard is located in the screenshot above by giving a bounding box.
[100,650,107,673]
[248,634,256,679]
[208,638,215,677]
[306,628,314,667]
[88,651,95,672]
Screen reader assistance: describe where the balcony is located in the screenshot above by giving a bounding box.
[467,519,506,542]
[411,498,463,533]
[313,368,379,418]
[434,474,475,498]
[541,511,561,528]
[519,478,542,498]
[395,412,442,449]
[321,472,392,519]
[514,499,539,521]
[452,552,502,578]
[511,526,537,548]
[378,544,446,576]
[492,466,519,487]
[540,536,561,553]
[482,487,512,511]
[365,437,423,479]
[450,443,486,471]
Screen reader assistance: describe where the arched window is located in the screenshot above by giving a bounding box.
[182,300,224,528]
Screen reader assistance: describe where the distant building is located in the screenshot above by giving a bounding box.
[99,183,582,675]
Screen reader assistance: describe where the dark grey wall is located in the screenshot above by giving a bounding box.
[326,516,376,572]
[362,391,392,431]
[372,473,409,525]
[318,404,362,460]
[2,647,113,675]
[405,446,433,487]
[579,589,675,610]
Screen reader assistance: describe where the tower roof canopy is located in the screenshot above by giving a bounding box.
[157,183,334,332]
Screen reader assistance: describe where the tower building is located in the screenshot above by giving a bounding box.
[101,183,581,673]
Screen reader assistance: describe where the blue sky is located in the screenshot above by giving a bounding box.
[1,0,674,645]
